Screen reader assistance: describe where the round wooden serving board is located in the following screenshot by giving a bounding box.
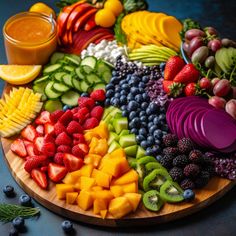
[1,85,236,227]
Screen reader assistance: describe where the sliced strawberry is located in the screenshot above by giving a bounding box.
[40,166,48,173]
[10,139,27,157]
[36,125,44,136]
[48,163,68,182]
[66,120,83,135]
[34,137,45,153]
[77,143,89,155]
[21,125,37,142]
[24,155,48,173]
[59,110,73,126]
[44,133,55,143]
[31,169,48,189]
[71,145,84,158]
[26,143,39,156]
[45,123,55,135]
[54,122,67,136]
[35,111,51,125]
[63,153,83,172]
[50,110,64,124]
[23,140,31,146]
[41,143,56,157]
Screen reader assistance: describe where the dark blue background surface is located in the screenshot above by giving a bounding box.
[0,1,236,235]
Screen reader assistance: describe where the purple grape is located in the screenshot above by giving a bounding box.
[208,39,222,52]
[225,99,236,120]
[189,36,204,56]
[213,79,231,97]
[185,29,206,41]
[208,96,226,109]
[183,42,190,55]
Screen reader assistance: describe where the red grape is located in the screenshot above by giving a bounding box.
[191,46,209,64]
[185,29,205,41]
[183,42,190,55]
[231,86,236,99]
[208,96,226,109]
[225,99,236,119]
[213,79,231,97]
[221,38,234,47]
[204,56,215,68]
[208,39,222,52]
[199,77,212,90]
[204,27,218,36]
[211,77,220,87]
[189,36,204,56]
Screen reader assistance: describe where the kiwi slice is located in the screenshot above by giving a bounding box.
[143,169,172,192]
[160,180,184,203]
[135,163,146,189]
[137,156,157,165]
[142,190,164,212]
[145,162,163,173]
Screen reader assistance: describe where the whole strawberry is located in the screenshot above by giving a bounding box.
[164,56,185,81]
[173,64,200,84]
[90,89,106,102]
[184,83,196,96]
[163,81,184,97]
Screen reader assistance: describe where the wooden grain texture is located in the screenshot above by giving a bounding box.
[1,85,236,227]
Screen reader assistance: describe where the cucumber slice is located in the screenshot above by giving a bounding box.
[96,60,111,76]
[54,72,66,82]
[45,81,62,99]
[61,91,80,107]
[93,83,105,90]
[50,52,66,64]
[72,77,82,91]
[75,66,85,79]
[43,64,62,74]
[63,65,75,73]
[102,70,112,83]
[80,80,90,92]
[65,55,81,66]
[86,73,100,85]
[82,65,93,74]
[32,82,47,101]
[62,74,73,87]
[34,75,49,84]
[53,82,70,92]
[81,56,97,70]
[44,100,63,112]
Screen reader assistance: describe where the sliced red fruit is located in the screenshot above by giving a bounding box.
[35,111,51,125]
[34,137,45,153]
[36,125,44,136]
[63,153,83,172]
[26,143,39,156]
[21,125,37,142]
[44,133,55,144]
[45,123,54,135]
[40,166,48,173]
[10,139,27,157]
[50,110,64,124]
[41,142,56,157]
[77,143,89,155]
[84,13,96,31]
[48,163,68,182]
[31,169,48,189]
[24,155,48,173]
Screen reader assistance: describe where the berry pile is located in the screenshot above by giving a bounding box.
[105,58,169,156]
[158,135,215,189]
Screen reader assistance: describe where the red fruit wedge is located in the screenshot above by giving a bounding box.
[36,125,44,136]
[25,143,39,156]
[48,163,68,182]
[21,125,37,142]
[34,137,45,153]
[45,123,54,135]
[77,143,89,155]
[10,139,27,157]
[63,153,83,172]
[84,14,96,31]
[35,111,51,125]
[31,169,48,189]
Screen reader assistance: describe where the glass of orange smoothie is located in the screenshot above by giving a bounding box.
[3,12,57,65]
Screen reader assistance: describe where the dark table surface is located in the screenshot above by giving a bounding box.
[0,0,236,235]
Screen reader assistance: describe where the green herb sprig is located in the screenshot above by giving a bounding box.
[0,204,40,223]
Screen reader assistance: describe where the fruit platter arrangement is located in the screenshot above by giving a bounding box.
[0,0,236,228]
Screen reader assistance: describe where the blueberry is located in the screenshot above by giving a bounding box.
[114,92,120,98]
[105,83,114,90]
[183,189,195,201]
[130,128,138,134]
[149,125,158,134]
[3,185,15,197]
[142,76,149,83]
[156,154,162,161]
[9,227,18,236]
[121,105,127,111]
[160,62,166,71]
[139,111,146,117]
[129,120,136,129]
[149,103,159,113]
[121,83,130,91]
[119,80,127,86]
[139,128,147,137]
[129,111,137,120]
[80,92,89,97]
[148,114,156,122]
[106,89,114,98]
[120,90,127,96]
[161,71,165,77]
[12,217,24,230]
[140,140,148,149]
[142,93,149,102]
[159,114,166,121]
[61,220,73,233]
[110,76,120,84]
[135,94,143,103]
[120,95,127,104]
[63,105,72,111]
[153,129,163,139]
[131,118,141,128]
[136,135,145,143]
[115,86,121,92]
[130,87,139,95]
[104,98,110,107]
[140,115,147,123]
[148,122,154,129]
[138,88,145,94]
[147,136,155,145]
[131,75,140,83]
[19,194,32,207]
[146,147,154,156]
[146,107,152,115]
[155,139,161,145]
[153,144,161,153]
[110,97,119,106]
[127,101,139,111]
[141,121,147,128]
[122,110,128,117]
[153,117,160,125]
[141,102,148,110]
[138,82,145,88]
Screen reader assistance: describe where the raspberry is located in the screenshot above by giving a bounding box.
[90,89,106,102]
[73,107,90,123]
[53,153,64,165]
[83,117,99,130]
[71,107,79,114]
[41,142,56,157]
[57,145,71,153]
[55,132,72,146]
[44,133,55,143]
[90,106,104,120]
[24,155,48,173]
[66,121,83,135]
[73,133,85,143]
[72,145,85,158]
[50,110,64,124]
[78,97,95,110]
[59,110,73,126]
[54,122,67,136]
[73,140,81,146]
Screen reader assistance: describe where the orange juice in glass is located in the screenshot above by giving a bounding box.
[3,12,57,65]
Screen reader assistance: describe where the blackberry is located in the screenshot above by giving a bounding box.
[180,178,195,190]
[194,171,210,188]
[201,155,214,166]
[173,155,189,167]
[162,147,179,156]
[189,150,203,163]
[159,154,173,169]
[169,167,184,182]
[162,134,178,147]
[202,165,215,177]
[184,164,200,178]
[177,138,194,154]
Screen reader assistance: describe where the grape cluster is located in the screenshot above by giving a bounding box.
[105,58,168,156]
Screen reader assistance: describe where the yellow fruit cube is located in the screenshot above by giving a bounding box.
[77,190,94,211]
[80,176,95,190]
[100,210,108,219]
[110,185,124,197]
[93,199,107,215]
[123,193,141,212]
[112,169,139,185]
[56,184,74,200]
[95,170,111,188]
[66,192,78,204]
